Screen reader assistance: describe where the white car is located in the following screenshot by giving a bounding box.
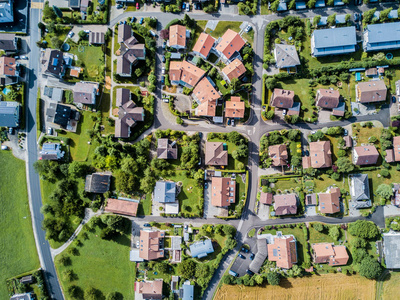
[84,30,90,34]
[67,31,74,38]
[231,119,235,126]
[162,67,165,74]
[136,241,140,248]
[20,55,28,60]
[163,99,169,103]
[244,25,252,33]
[282,109,287,116]
[186,3,190,11]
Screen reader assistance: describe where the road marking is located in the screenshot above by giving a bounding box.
[31,2,44,9]
[247,130,252,135]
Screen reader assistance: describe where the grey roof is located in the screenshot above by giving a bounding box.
[44,86,63,102]
[85,173,111,193]
[170,53,182,60]
[181,284,194,300]
[190,239,214,258]
[277,2,287,11]
[157,138,178,159]
[317,16,327,26]
[73,82,99,105]
[154,181,176,203]
[89,31,105,45]
[350,174,370,201]
[312,26,357,57]
[389,10,398,19]
[69,0,80,8]
[364,22,400,52]
[0,33,16,52]
[383,233,400,269]
[249,238,268,273]
[40,143,64,160]
[0,101,19,127]
[171,236,182,250]
[274,44,300,69]
[10,293,33,300]
[335,14,346,24]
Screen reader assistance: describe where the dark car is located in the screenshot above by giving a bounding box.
[393,96,397,103]
[161,76,165,85]
[354,13,359,22]
[132,17,136,22]
[355,23,360,31]
[246,269,254,275]
[305,150,309,156]
[238,253,245,259]
[162,56,166,63]
[198,132,202,138]
[143,223,151,227]
[250,253,255,260]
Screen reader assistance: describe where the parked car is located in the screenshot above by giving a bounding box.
[186,3,190,11]
[282,109,287,116]
[161,76,165,84]
[136,241,140,247]
[354,13,359,22]
[47,127,53,135]
[198,132,202,138]
[392,96,397,103]
[344,129,348,136]
[136,2,139,9]
[116,4,123,9]
[139,17,144,24]
[205,182,208,189]
[305,150,309,156]
[184,224,188,230]
[244,25,252,33]
[355,23,360,31]
[84,30,90,34]
[229,270,239,277]
[14,56,19,59]
[143,223,151,227]
[182,2,186,10]
[131,17,136,22]
[67,31,74,38]
[20,55,28,60]
[162,41,166,49]
[149,30,156,37]
[195,2,201,9]
[250,253,255,260]
[231,119,235,126]
[8,127,13,135]
[246,269,254,275]
[162,56,166,63]
[163,99,169,103]
[238,253,245,259]
[162,67,165,74]
[227,119,231,125]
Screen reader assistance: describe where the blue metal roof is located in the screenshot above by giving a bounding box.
[318,16,327,26]
[182,284,194,300]
[312,26,357,57]
[335,14,346,24]
[389,10,398,19]
[0,101,20,127]
[277,2,287,11]
[315,0,325,7]
[154,181,176,203]
[295,1,306,10]
[334,0,344,5]
[189,239,214,258]
[364,22,400,52]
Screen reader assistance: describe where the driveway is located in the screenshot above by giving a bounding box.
[257,204,270,221]
[174,95,191,114]
[305,205,317,216]
[384,204,400,217]
[229,243,255,277]
[203,183,221,218]
[318,109,332,123]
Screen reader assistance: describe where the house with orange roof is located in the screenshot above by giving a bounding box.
[169,24,189,50]
[221,59,246,83]
[393,136,400,162]
[267,233,298,269]
[273,193,297,216]
[105,198,139,217]
[0,56,19,85]
[193,32,215,59]
[193,77,221,117]
[211,176,236,207]
[312,243,349,266]
[225,96,245,119]
[169,61,206,88]
[135,279,163,300]
[214,29,245,63]
[318,187,341,214]
[302,141,332,169]
[260,192,273,205]
[139,230,165,261]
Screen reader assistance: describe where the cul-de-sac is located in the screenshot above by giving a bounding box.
[2,0,400,299]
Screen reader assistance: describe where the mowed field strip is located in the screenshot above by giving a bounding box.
[215,274,375,300]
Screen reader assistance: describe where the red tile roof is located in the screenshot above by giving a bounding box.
[268,144,288,167]
[135,280,163,299]
[225,96,245,118]
[267,236,297,269]
[312,243,349,266]
[193,77,221,117]
[353,145,379,165]
[215,29,245,60]
[169,61,206,88]
[273,194,297,216]
[315,89,340,109]
[211,177,236,207]
[221,59,246,81]
[192,32,215,58]
[205,142,228,166]
[318,187,341,214]
[357,80,387,103]
[139,230,164,260]
[0,56,17,76]
[260,192,273,205]
[393,136,400,161]
[105,198,138,217]
[309,141,332,168]
[169,25,187,48]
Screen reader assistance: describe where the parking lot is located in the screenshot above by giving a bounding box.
[229,244,256,277]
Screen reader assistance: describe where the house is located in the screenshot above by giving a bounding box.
[225,96,245,119]
[221,59,246,83]
[344,136,353,148]
[274,44,300,69]
[393,136,400,162]
[303,141,332,169]
[211,176,236,207]
[193,77,221,117]
[84,172,111,193]
[69,66,82,78]
[135,279,163,300]
[318,187,341,214]
[43,86,63,102]
[332,102,345,117]
[383,232,400,269]
[10,293,33,300]
[169,25,188,49]
[350,174,371,207]
[89,31,105,45]
[171,276,179,292]
[0,0,13,23]
[46,103,80,132]
[40,143,65,160]
[157,138,178,159]
[69,0,81,9]
[270,88,294,109]
[364,22,400,52]
[386,149,395,163]
[154,181,176,203]
[312,243,349,266]
[315,89,340,109]
[169,61,206,88]
[73,81,99,105]
[80,0,90,13]
[311,27,357,57]
[306,193,317,205]
[260,192,273,205]
[41,49,66,78]
[353,145,379,165]
[268,144,288,167]
[190,239,214,258]
[0,33,17,54]
[20,276,34,284]
[365,68,378,77]
[115,88,144,138]
[213,29,245,63]
[267,233,297,269]
[139,230,165,260]
[205,141,228,166]
[179,281,194,300]
[356,80,387,103]
[287,102,300,116]
[193,32,215,59]
[0,101,19,127]
[105,198,139,217]
[118,24,132,43]
[273,193,297,216]
[169,236,182,263]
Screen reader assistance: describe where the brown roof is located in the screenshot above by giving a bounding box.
[157,138,178,159]
[211,177,236,207]
[353,145,379,165]
[205,142,228,166]
[192,32,215,58]
[70,68,81,78]
[73,82,99,104]
[386,149,395,163]
[169,25,187,48]
[344,136,352,148]
[139,230,165,260]
[193,77,221,117]
[302,156,311,169]
[312,243,349,266]
[196,100,216,117]
[315,89,340,109]
[274,194,297,216]
[225,96,245,118]
[215,29,245,60]
[169,61,206,88]
[268,144,288,167]
[116,87,130,107]
[318,187,341,214]
[222,59,246,82]
[357,80,387,103]
[135,280,163,299]
[260,192,273,205]
[89,31,105,44]
[0,57,17,76]
[365,68,377,76]
[270,88,295,109]
[268,236,297,269]
[309,141,332,168]
[393,136,400,162]
[118,24,131,43]
[105,198,138,217]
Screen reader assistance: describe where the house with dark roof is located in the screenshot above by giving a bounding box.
[89,31,105,45]
[350,174,371,207]
[193,32,215,59]
[190,239,214,258]
[84,172,112,193]
[0,33,17,54]
[267,233,297,269]
[353,145,379,165]
[311,26,357,57]
[69,0,81,9]
[270,88,294,109]
[211,177,236,207]
[154,181,176,203]
[73,81,99,105]
[40,143,65,160]
[273,194,297,216]
[260,192,273,205]
[0,101,19,127]
[303,141,332,169]
[268,144,288,167]
[115,88,144,138]
[205,142,228,166]
[318,187,341,214]
[46,103,80,132]
[135,279,163,299]
[41,49,66,78]
[157,138,178,159]
[249,238,268,273]
[364,22,400,52]
[315,89,340,110]
[139,230,165,260]
[105,198,139,217]
[356,80,387,103]
[312,243,349,266]
[274,44,300,70]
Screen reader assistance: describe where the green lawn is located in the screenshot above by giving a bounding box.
[260,3,271,15]
[313,174,348,193]
[138,193,152,216]
[55,219,136,299]
[0,152,40,299]
[68,42,105,81]
[44,26,72,48]
[272,177,303,193]
[205,21,253,44]
[98,88,114,135]
[308,225,342,245]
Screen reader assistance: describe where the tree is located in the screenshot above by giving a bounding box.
[222,275,234,285]
[352,247,368,264]
[78,30,87,40]
[380,169,390,178]
[195,264,210,279]
[106,292,123,300]
[348,220,379,239]
[266,272,280,285]
[328,226,340,240]
[363,8,377,25]
[228,131,243,145]
[156,262,168,273]
[51,37,62,49]
[85,287,102,300]
[223,225,236,237]
[312,130,324,141]
[182,14,195,28]
[313,222,324,232]
[313,15,321,27]
[265,77,277,90]
[266,110,275,120]
[360,257,382,279]
[160,29,169,40]
[376,184,393,200]
[335,157,354,173]
[379,7,392,22]
[225,238,237,250]
[229,77,240,91]
[68,161,87,178]
[178,259,196,279]
[52,5,63,18]
[254,274,264,285]
[176,117,183,125]
[307,0,316,8]
[327,13,336,26]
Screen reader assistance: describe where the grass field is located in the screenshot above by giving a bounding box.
[55,219,136,299]
[215,274,375,300]
[69,42,105,81]
[0,152,40,299]
[205,21,254,44]
[380,271,400,300]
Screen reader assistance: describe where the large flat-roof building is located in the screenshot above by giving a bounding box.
[311,27,357,57]
[364,22,400,52]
